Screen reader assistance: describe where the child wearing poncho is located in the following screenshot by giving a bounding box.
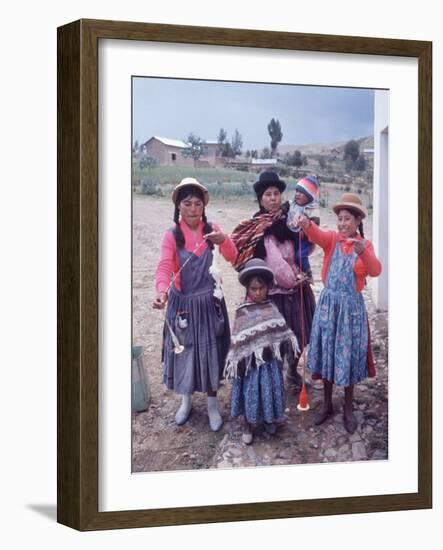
[224,259,299,444]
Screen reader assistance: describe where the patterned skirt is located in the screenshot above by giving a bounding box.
[230,358,285,424]
[307,288,369,386]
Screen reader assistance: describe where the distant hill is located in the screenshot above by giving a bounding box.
[277,136,374,156]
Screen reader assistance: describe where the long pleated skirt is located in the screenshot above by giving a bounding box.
[162,286,230,395]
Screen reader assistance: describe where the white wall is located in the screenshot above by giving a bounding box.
[1,1,441,548]
[372,90,390,310]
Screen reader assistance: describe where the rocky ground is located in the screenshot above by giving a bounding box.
[132,194,388,472]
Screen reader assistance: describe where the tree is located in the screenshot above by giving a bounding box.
[293,150,303,168]
[182,133,208,165]
[267,118,283,157]
[133,140,139,155]
[355,154,366,172]
[217,128,227,155]
[217,127,227,144]
[343,140,360,164]
[260,147,271,159]
[318,156,327,170]
[231,129,243,157]
[282,150,303,167]
[220,143,235,158]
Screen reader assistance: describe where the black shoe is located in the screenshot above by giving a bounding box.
[344,412,357,434]
[314,405,334,426]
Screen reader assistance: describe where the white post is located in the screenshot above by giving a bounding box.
[372,91,389,311]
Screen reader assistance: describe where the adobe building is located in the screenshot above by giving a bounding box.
[141,136,220,167]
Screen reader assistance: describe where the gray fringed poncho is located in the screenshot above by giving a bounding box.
[224,300,299,379]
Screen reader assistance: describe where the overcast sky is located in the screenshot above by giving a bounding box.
[132,77,375,150]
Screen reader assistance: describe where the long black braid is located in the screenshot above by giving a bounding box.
[173,186,213,249]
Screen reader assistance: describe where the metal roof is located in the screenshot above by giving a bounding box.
[152,136,188,148]
[251,158,278,165]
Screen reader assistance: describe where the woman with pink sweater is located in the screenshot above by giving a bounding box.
[152,178,237,431]
[298,193,382,434]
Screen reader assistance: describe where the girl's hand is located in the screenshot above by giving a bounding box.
[349,238,367,255]
[297,215,311,230]
[152,292,167,309]
[204,230,226,245]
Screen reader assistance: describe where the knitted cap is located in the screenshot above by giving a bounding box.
[295,175,320,203]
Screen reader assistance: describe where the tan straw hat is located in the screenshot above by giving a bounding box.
[332,192,368,219]
[172,177,209,206]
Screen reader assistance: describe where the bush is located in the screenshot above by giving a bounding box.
[277,166,290,177]
[140,178,161,196]
[139,155,157,170]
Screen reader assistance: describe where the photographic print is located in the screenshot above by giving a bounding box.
[131,77,389,473]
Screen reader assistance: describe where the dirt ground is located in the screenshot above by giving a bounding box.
[132,194,388,472]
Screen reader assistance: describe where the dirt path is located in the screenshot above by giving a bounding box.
[132,195,388,472]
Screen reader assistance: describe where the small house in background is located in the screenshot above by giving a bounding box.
[141,136,194,167]
[141,136,221,167]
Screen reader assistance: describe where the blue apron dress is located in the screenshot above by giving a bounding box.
[307,241,369,386]
[162,244,230,395]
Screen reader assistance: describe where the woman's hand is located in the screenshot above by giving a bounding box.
[204,230,226,245]
[152,292,167,309]
[297,215,311,231]
[348,238,367,255]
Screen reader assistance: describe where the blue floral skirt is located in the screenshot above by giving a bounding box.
[230,358,285,424]
[307,288,368,386]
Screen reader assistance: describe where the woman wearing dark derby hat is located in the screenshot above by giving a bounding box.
[152,178,237,432]
[231,170,316,389]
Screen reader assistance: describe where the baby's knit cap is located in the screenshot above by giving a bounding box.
[295,175,320,202]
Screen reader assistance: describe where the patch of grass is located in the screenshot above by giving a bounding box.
[133,163,257,185]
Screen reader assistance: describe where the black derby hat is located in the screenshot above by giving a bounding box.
[238,258,274,287]
[253,170,286,197]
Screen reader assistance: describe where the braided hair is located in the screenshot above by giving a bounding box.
[173,186,213,249]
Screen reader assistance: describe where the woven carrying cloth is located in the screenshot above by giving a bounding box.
[224,300,299,379]
[231,210,284,270]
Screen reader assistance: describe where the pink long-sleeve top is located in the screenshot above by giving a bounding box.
[155,220,237,293]
[263,235,302,294]
[304,222,382,292]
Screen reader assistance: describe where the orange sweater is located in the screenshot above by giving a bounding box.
[304,222,382,292]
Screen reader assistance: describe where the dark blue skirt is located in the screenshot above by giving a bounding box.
[230,358,285,424]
